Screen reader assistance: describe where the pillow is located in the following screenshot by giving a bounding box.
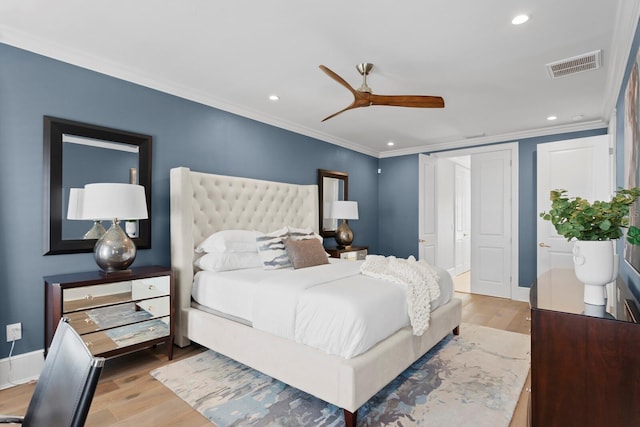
[285,238,330,269]
[287,226,323,243]
[195,230,263,253]
[195,252,263,272]
[256,227,292,269]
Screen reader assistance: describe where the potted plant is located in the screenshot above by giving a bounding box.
[540,188,640,305]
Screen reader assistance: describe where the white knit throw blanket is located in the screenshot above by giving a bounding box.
[360,255,441,336]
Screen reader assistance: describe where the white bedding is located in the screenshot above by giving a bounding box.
[192,259,453,358]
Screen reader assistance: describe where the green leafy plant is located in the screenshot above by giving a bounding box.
[540,188,640,244]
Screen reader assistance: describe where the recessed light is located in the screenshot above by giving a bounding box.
[387,141,395,147]
[547,115,557,121]
[269,94,279,101]
[512,14,529,25]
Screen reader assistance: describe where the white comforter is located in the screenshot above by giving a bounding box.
[252,260,410,358]
[193,259,453,359]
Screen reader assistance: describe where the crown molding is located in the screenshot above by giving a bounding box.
[378,120,608,158]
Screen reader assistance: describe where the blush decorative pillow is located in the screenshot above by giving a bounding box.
[284,238,330,269]
[256,227,292,269]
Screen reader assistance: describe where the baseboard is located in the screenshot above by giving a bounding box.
[0,349,44,390]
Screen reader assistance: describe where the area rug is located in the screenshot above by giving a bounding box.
[150,323,530,426]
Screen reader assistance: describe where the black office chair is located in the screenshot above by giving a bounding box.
[0,318,105,427]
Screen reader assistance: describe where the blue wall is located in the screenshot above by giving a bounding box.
[0,43,379,357]
[378,128,608,287]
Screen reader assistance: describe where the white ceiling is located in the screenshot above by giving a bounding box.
[1,0,638,157]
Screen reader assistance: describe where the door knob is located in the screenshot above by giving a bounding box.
[419,239,427,243]
[538,242,551,248]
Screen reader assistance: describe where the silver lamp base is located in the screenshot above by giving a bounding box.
[83,220,107,240]
[335,220,354,248]
[94,219,137,273]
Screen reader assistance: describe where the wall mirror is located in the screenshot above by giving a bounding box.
[44,116,152,255]
[318,169,348,238]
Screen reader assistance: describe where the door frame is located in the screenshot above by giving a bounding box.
[427,142,526,301]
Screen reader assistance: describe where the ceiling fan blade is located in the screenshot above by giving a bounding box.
[319,65,357,95]
[368,94,445,108]
[321,104,358,122]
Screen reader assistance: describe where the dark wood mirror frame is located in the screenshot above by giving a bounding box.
[318,169,348,239]
[43,116,152,255]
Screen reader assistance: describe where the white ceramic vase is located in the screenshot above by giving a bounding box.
[572,240,618,306]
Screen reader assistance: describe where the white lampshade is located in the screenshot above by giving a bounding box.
[66,188,85,220]
[330,200,359,220]
[81,183,148,221]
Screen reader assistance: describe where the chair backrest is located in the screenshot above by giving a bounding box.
[22,318,105,427]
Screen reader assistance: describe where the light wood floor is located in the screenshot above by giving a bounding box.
[0,292,531,426]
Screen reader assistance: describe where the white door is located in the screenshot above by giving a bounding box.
[470,150,512,298]
[454,163,471,275]
[419,154,437,265]
[537,135,613,277]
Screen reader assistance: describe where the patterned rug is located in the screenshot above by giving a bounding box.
[151,323,530,426]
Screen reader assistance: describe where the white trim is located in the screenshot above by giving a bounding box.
[430,143,526,302]
[0,349,43,390]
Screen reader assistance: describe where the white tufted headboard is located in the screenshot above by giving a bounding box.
[169,167,319,345]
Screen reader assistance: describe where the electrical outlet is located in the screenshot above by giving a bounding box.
[6,323,22,342]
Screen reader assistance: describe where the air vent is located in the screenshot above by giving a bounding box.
[546,50,602,79]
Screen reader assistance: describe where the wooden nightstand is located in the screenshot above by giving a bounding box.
[44,265,174,360]
[326,245,368,260]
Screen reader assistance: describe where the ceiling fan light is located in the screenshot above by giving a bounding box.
[269,94,279,101]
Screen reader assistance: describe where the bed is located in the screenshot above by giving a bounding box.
[170,167,462,426]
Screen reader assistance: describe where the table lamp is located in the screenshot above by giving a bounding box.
[330,200,359,248]
[81,183,148,273]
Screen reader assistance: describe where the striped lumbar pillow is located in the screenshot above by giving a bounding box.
[256,227,291,269]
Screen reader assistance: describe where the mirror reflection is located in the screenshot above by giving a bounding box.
[318,169,348,238]
[62,136,139,240]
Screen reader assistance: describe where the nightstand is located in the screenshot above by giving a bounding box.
[326,245,368,260]
[44,265,174,360]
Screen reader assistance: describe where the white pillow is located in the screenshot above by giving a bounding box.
[195,230,263,253]
[256,227,292,269]
[195,252,263,272]
[287,226,323,243]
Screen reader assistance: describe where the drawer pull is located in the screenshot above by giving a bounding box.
[148,326,155,332]
[84,318,94,325]
[148,284,156,290]
[147,305,153,311]
[85,341,93,348]
[85,294,94,301]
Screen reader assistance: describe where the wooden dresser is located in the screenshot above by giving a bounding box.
[44,265,174,360]
[530,268,640,426]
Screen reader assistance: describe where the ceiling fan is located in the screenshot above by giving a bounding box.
[319,63,445,122]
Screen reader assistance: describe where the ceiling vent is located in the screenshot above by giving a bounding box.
[546,50,602,79]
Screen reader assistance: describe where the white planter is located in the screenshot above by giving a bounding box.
[572,240,618,306]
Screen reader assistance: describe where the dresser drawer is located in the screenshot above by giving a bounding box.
[340,249,367,260]
[66,297,170,335]
[132,276,170,300]
[82,316,170,356]
[136,296,171,317]
[63,282,131,312]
